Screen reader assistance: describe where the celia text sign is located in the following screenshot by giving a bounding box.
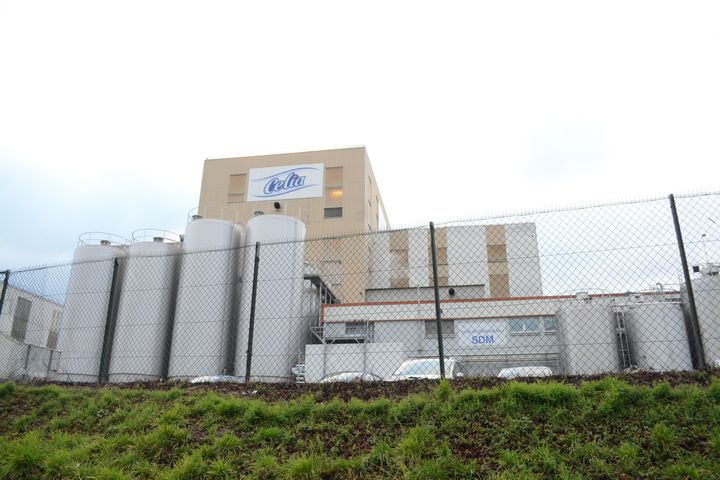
[247,164,324,201]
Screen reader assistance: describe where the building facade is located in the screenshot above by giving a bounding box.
[197,146,390,237]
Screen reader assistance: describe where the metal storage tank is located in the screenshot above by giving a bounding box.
[108,231,181,382]
[236,214,306,382]
[688,269,720,367]
[559,296,619,375]
[168,217,244,379]
[56,233,128,382]
[624,301,692,371]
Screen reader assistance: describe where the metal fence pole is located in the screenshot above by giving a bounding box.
[99,258,121,383]
[47,350,53,378]
[429,222,446,379]
[669,194,707,369]
[0,270,10,320]
[245,242,261,384]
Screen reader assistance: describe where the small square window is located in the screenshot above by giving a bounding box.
[509,319,524,333]
[525,318,540,332]
[543,317,557,333]
[425,320,455,337]
[227,174,247,203]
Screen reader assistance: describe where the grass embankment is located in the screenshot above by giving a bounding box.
[0,377,719,479]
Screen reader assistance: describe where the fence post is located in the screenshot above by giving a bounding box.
[245,242,261,384]
[99,258,121,383]
[429,222,446,379]
[23,345,31,378]
[0,270,10,320]
[47,350,53,378]
[669,194,707,369]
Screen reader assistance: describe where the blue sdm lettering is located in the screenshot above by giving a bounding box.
[471,335,495,345]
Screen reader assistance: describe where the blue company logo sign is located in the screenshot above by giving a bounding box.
[471,335,495,345]
[252,167,321,198]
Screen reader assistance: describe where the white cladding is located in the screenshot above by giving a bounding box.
[688,273,720,367]
[624,302,692,371]
[506,223,543,296]
[0,286,63,349]
[109,240,180,382]
[57,244,124,382]
[168,219,244,379]
[447,226,488,286]
[408,229,430,287]
[236,215,306,382]
[559,298,619,375]
[247,164,324,202]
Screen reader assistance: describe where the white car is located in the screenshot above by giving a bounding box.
[496,366,553,379]
[319,371,383,383]
[189,375,244,384]
[389,358,466,381]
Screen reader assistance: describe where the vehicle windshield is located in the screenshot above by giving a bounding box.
[393,359,441,376]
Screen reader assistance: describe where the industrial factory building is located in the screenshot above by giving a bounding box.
[197,146,389,236]
[0,147,719,384]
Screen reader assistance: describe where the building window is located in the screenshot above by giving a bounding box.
[227,174,247,203]
[46,310,61,349]
[325,167,343,210]
[425,320,455,337]
[324,207,343,219]
[543,317,557,333]
[11,297,31,342]
[346,322,373,337]
[509,317,556,335]
[509,319,525,334]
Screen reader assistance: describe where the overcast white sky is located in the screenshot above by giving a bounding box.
[1,1,719,269]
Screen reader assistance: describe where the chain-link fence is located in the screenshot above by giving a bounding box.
[0,192,719,383]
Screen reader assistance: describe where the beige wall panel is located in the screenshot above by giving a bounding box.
[489,273,511,298]
[485,225,506,246]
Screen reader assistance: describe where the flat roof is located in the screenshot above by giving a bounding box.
[206,145,366,161]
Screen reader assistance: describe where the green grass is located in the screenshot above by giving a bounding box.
[1,378,719,479]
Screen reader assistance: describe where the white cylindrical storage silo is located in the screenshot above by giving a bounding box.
[56,234,127,382]
[109,232,181,382]
[559,297,619,375]
[625,301,692,371]
[689,272,720,367]
[168,218,244,379]
[236,215,306,382]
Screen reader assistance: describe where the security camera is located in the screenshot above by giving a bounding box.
[273,202,281,210]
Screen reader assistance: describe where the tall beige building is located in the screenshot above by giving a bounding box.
[197,146,389,238]
[197,146,390,302]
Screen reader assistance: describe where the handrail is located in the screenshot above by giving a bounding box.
[77,232,130,247]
